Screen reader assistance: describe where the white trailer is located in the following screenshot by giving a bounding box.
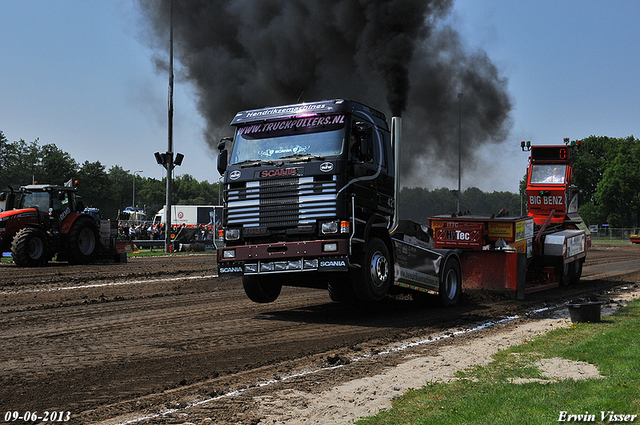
[153,205,222,227]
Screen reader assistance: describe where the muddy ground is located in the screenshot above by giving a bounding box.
[0,244,639,424]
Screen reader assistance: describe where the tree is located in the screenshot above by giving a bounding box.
[594,140,640,227]
[76,161,110,210]
[39,143,78,185]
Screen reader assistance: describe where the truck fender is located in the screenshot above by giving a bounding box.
[439,250,463,277]
[361,213,394,262]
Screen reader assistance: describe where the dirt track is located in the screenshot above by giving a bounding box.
[1,244,639,424]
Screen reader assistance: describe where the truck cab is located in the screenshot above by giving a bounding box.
[217,99,394,282]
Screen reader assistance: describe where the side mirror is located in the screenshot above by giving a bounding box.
[218,137,232,151]
[217,137,232,174]
[0,192,6,202]
[217,150,228,175]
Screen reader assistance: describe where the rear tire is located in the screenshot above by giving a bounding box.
[242,275,282,303]
[439,257,462,307]
[67,217,99,264]
[11,227,49,267]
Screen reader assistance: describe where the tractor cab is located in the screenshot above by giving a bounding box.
[523,140,581,226]
[12,185,83,231]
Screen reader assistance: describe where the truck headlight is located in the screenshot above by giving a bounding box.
[222,249,236,259]
[321,221,339,235]
[225,228,240,241]
[323,242,338,252]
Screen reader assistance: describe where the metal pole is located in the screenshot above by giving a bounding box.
[165,0,174,253]
[457,93,463,213]
[133,170,143,209]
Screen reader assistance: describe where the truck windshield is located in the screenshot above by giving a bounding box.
[230,114,346,164]
[530,164,567,184]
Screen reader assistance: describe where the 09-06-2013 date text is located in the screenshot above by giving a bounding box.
[4,411,71,422]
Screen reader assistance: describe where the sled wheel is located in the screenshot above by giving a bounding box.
[570,259,583,285]
[560,261,572,286]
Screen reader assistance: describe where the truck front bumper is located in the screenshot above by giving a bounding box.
[217,239,350,276]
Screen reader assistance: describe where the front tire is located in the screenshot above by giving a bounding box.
[328,278,358,303]
[67,217,99,265]
[439,257,462,307]
[351,238,391,303]
[11,227,49,267]
[242,274,282,303]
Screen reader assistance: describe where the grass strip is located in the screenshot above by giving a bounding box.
[358,298,640,425]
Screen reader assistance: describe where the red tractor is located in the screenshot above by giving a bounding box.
[0,184,101,266]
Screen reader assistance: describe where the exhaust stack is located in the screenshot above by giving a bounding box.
[389,116,401,235]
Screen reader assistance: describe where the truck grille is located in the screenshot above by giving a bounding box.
[226,176,337,228]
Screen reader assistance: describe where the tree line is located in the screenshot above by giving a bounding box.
[570,135,640,228]
[2,131,638,228]
[0,131,220,220]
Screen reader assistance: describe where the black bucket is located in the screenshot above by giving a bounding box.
[568,302,603,323]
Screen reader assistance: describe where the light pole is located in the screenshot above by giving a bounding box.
[133,170,143,209]
[457,93,463,213]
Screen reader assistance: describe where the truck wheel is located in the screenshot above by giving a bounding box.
[11,227,49,267]
[439,257,462,307]
[67,217,99,265]
[243,275,282,303]
[328,279,358,303]
[352,238,391,302]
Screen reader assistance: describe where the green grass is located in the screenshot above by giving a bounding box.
[591,239,635,245]
[357,299,640,425]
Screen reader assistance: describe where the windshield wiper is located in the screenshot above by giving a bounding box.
[234,159,276,167]
[278,153,325,162]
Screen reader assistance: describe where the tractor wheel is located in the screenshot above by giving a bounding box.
[67,217,99,265]
[242,275,282,303]
[11,227,49,267]
[439,257,462,307]
[351,238,391,303]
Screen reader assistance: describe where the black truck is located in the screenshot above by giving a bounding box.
[216,99,463,305]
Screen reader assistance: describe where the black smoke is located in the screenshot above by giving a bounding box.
[138,0,512,186]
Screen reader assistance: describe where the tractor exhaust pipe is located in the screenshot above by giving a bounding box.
[389,116,401,235]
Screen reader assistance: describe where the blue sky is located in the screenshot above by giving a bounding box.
[1,0,639,194]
